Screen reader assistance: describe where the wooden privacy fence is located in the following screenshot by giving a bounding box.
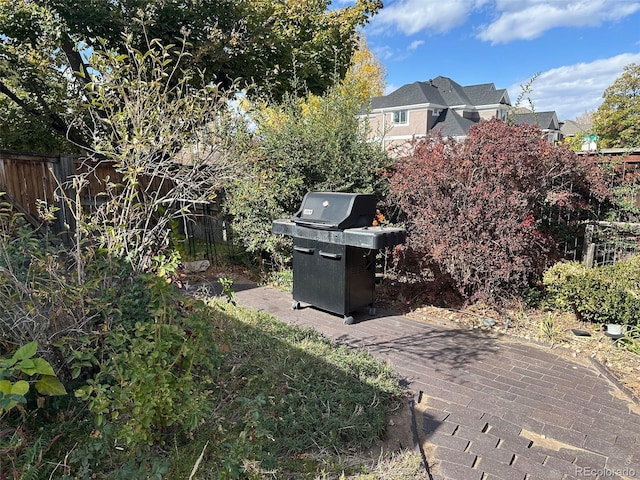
[0,150,237,262]
[0,150,170,242]
[0,151,75,236]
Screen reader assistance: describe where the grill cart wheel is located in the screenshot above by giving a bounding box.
[343,315,355,325]
[292,300,301,310]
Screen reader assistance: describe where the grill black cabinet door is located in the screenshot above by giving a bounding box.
[292,237,375,318]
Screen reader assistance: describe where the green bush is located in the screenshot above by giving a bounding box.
[73,276,225,451]
[543,256,640,325]
[225,83,391,268]
[0,341,66,414]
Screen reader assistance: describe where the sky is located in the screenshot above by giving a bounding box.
[355,0,640,121]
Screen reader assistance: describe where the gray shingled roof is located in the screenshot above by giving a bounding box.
[561,119,593,136]
[431,109,477,137]
[463,82,509,106]
[369,76,509,110]
[512,111,558,130]
[369,81,445,109]
[429,76,471,106]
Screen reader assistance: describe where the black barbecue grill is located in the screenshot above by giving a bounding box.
[272,192,406,325]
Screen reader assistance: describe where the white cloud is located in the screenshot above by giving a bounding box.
[385,83,399,95]
[508,52,640,120]
[370,0,640,43]
[408,40,424,51]
[370,0,488,36]
[478,0,640,44]
[373,44,395,62]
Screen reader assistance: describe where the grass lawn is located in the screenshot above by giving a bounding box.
[166,298,416,478]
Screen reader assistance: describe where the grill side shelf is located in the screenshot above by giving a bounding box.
[272,220,407,250]
[272,220,345,244]
[343,227,407,249]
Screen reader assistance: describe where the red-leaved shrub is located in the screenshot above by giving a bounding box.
[388,118,609,305]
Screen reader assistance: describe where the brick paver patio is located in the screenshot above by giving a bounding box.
[228,280,640,480]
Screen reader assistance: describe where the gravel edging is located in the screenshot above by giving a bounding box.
[588,356,640,406]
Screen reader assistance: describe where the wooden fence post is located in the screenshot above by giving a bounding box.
[50,155,76,244]
[582,223,595,268]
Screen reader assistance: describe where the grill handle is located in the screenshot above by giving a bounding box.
[319,251,342,260]
[293,246,315,254]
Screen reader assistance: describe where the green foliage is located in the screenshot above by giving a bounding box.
[593,63,640,148]
[74,278,224,451]
[538,312,561,344]
[226,83,391,266]
[0,341,67,413]
[0,195,99,349]
[73,33,241,274]
[619,324,640,354]
[507,72,540,123]
[0,426,67,480]
[0,0,85,151]
[0,0,381,150]
[543,257,640,326]
[217,276,237,305]
[167,301,404,478]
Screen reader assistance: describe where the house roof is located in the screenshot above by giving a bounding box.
[511,111,559,130]
[369,76,510,110]
[560,119,593,137]
[463,82,510,106]
[431,109,477,138]
[370,81,446,109]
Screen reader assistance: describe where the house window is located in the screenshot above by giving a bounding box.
[393,110,407,125]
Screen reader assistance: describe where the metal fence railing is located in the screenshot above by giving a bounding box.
[581,222,640,267]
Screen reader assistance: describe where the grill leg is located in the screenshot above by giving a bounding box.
[343,315,355,325]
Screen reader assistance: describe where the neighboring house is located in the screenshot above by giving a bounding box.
[362,76,566,156]
[511,111,563,144]
[362,76,511,154]
[560,120,596,151]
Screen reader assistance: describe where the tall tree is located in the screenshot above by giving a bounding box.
[0,0,381,151]
[341,36,386,107]
[593,63,640,148]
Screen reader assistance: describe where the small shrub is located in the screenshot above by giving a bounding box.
[538,312,562,344]
[73,277,226,451]
[543,257,640,326]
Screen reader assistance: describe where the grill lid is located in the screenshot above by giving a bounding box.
[291,192,376,230]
